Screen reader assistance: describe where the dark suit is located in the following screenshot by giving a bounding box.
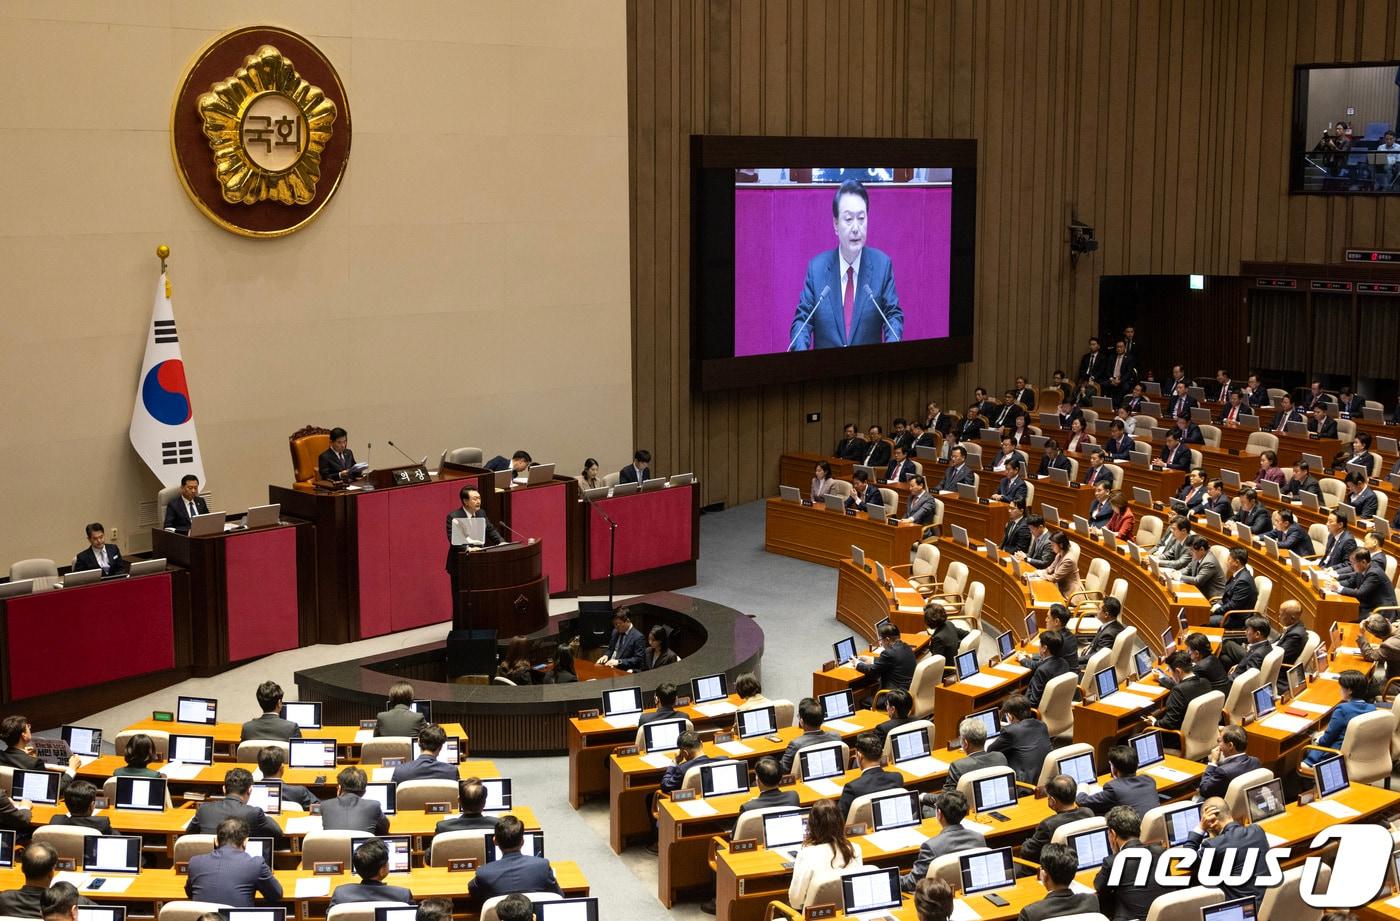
[0,787,34,832]
[1104,435,1135,460]
[835,437,867,461]
[905,491,938,525]
[779,730,841,774]
[328,880,414,908]
[1038,453,1071,477]
[279,781,319,811]
[928,623,967,665]
[1274,524,1311,555]
[1026,531,1054,569]
[845,483,883,511]
[1198,752,1262,800]
[1079,350,1106,383]
[661,753,724,794]
[943,749,1008,792]
[1194,654,1232,695]
[434,812,498,834]
[1246,387,1269,408]
[1077,773,1159,817]
[1084,619,1124,660]
[1019,806,1094,867]
[191,796,283,840]
[1086,464,1114,489]
[837,767,904,819]
[788,247,903,350]
[1159,442,1191,471]
[1177,483,1206,511]
[1088,498,1113,528]
[1168,394,1198,419]
[618,464,650,485]
[375,705,427,738]
[991,403,1024,429]
[467,851,562,906]
[240,712,301,743]
[1350,488,1380,520]
[1026,656,1073,707]
[391,754,458,783]
[164,495,210,532]
[1157,674,1213,731]
[1217,402,1253,424]
[875,716,919,744]
[1182,554,1226,598]
[1095,839,1170,921]
[1017,889,1101,921]
[1212,570,1258,629]
[444,507,504,570]
[996,475,1028,504]
[938,463,975,493]
[885,458,916,483]
[1013,388,1037,411]
[1203,493,1233,521]
[1338,564,1398,618]
[1188,822,1269,905]
[637,705,681,729]
[320,793,389,835]
[318,447,358,482]
[1321,532,1357,569]
[72,543,128,576]
[855,642,916,692]
[1272,408,1302,433]
[1000,517,1031,555]
[858,440,892,469]
[604,626,647,671]
[51,813,112,835]
[1238,503,1271,535]
[1283,474,1322,498]
[902,824,988,891]
[955,418,984,443]
[738,788,801,816]
[1228,641,1271,680]
[1308,416,1338,439]
[185,845,282,907]
[987,718,1052,784]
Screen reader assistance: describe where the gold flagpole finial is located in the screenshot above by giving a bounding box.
[156,244,170,273]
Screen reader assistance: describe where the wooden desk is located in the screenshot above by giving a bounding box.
[109,721,472,763]
[1072,682,1169,763]
[932,664,1027,748]
[580,482,699,595]
[824,874,1098,921]
[1254,782,1400,860]
[764,498,923,567]
[1026,476,1094,523]
[835,559,938,641]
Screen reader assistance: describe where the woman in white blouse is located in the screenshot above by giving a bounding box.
[811,460,835,501]
[788,799,862,909]
[1065,417,1094,454]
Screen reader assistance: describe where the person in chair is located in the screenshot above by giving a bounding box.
[239,681,300,743]
[392,724,458,783]
[375,682,427,737]
[163,474,209,532]
[320,767,389,836]
[184,817,282,907]
[72,522,128,576]
[327,838,413,908]
[318,427,361,483]
[435,778,499,834]
[619,449,653,484]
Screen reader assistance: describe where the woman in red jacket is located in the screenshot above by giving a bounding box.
[1106,490,1136,541]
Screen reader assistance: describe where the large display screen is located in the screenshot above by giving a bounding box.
[694,137,976,390]
[1290,62,1400,193]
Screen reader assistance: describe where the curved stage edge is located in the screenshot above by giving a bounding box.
[295,592,765,755]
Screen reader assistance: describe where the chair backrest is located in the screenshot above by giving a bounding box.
[1224,668,1262,723]
[1297,631,1321,668]
[31,825,100,862]
[1258,646,1286,692]
[1108,464,1124,491]
[327,903,420,921]
[908,657,944,719]
[961,582,986,628]
[793,873,847,916]
[1244,432,1278,455]
[1035,742,1094,788]
[1084,558,1111,594]
[879,722,932,764]
[1023,481,1035,509]
[428,829,488,867]
[845,787,913,827]
[1307,523,1328,555]
[289,425,331,487]
[1254,576,1273,616]
[927,848,991,886]
[1081,409,1099,425]
[768,699,797,729]
[1136,516,1163,549]
[396,779,460,811]
[441,447,484,466]
[1336,418,1357,442]
[113,729,169,760]
[301,830,368,869]
[1143,887,1225,921]
[1079,648,1113,695]
[1108,578,1128,604]
[603,471,620,488]
[9,558,57,581]
[912,543,940,579]
[1138,803,1174,847]
[1198,424,1221,448]
[828,479,852,499]
[1039,672,1078,739]
[359,737,414,764]
[1340,709,1397,784]
[1189,449,1203,469]
[1066,540,1082,566]
[173,834,217,864]
[1067,457,1080,481]
[954,765,1016,802]
[957,629,981,655]
[1318,478,1346,509]
[634,718,695,748]
[879,487,899,509]
[1049,815,1106,846]
[943,562,969,597]
[1258,865,1328,921]
[1224,767,1275,821]
[1208,545,1229,576]
[1177,691,1226,761]
[158,902,235,921]
[1110,626,1138,678]
[235,739,287,763]
[734,805,811,844]
[480,894,562,921]
[157,484,182,518]
[1376,491,1390,522]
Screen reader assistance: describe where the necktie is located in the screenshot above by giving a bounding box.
[1114,356,1123,379]
[188,500,197,519]
[843,266,855,340]
[97,547,108,571]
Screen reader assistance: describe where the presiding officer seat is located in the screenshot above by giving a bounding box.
[289,425,332,490]
[441,447,484,466]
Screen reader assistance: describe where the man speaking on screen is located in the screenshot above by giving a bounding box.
[788,179,903,351]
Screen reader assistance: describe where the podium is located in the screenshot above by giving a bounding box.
[446,540,549,677]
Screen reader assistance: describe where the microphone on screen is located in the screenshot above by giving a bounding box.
[864,284,901,342]
[786,284,832,352]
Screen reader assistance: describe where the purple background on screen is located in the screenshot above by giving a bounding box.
[733,185,953,357]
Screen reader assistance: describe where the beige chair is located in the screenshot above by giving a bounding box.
[1307,523,1328,555]
[1107,464,1124,491]
[1336,418,1357,443]
[1257,646,1286,693]
[785,872,847,916]
[300,830,368,869]
[845,787,914,827]
[173,834,217,864]
[954,765,1016,803]
[1049,815,1106,846]
[1223,767,1274,820]
[1135,516,1163,549]
[1109,625,1138,679]
[1143,888,1223,921]
[1376,491,1390,522]
[1023,481,1035,509]
[878,487,898,510]
[1162,691,1225,761]
[1079,648,1113,696]
[1069,558,1111,612]
[1035,742,1095,788]
[879,723,932,764]
[235,739,286,763]
[1038,672,1078,739]
[1258,864,1328,921]
[31,825,100,862]
[1318,478,1346,509]
[1266,388,1288,402]
[939,562,970,599]
[926,848,991,886]
[1107,577,1128,605]
[827,479,852,500]
[1066,457,1080,481]
[9,558,58,582]
[766,699,797,729]
[957,629,982,657]
[0,766,16,796]
[428,829,489,866]
[1189,448,1203,469]
[602,471,620,488]
[907,656,944,719]
[112,729,170,761]
[102,775,174,809]
[1198,424,1221,448]
[327,903,418,921]
[396,779,459,811]
[359,737,414,764]
[901,543,942,594]
[1223,668,1262,723]
[909,460,923,476]
[1138,803,1174,846]
[634,717,694,748]
[158,903,234,921]
[1296,630,1321,670]
[950,582,986,629]
[481,894,562,921]
[441,447,484,466]
[1244,432,1278,456]
[1300,708,1396,785]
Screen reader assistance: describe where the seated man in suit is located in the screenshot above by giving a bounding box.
[185,817,282,907]
[50,780,111,835]
[1025,632,1074,707]
[638,682,683,728]
[435,777,499,834]
[854,622,916,695]
[845,470,884,512]
[987,696,1051,784]
[1307,404,1338,439]
[835,423,867,461]
[1197,725,1261,800]
[39,883,95,921]
[990,436,1026,472]
[1243,373,1270,408]
[1037,438,1072,477]
[0,714,80,784]
[239,680,301,743]
[1081,597,1125,665]
[1302,379,1331,412]
[924,402,953,436]
[937,447,976,493]
[1077,745,1158,817]
[1208,547,1257,628]
[837,732,904,819]
[321,767,389,836]
[318,426,361,483]
[1319,511,1357,569]
[1334,548,1398,620]
[467,814,562,908]
[908,420,937,452]
[1268,509,1311,555]
[392,724,459,783]
[1282,460,1322,498]
[376,682,427,738]
[1186,797,1270,906]
[1167,381,1197,419]
[1178,536,1226,600]
[163,474,209,533]
[1225,617,1273,679]
[1202,479,1233,520]
[1358,614,1400,677]
[991,459,1028,504]
[1345,470,1380,519]
[1174,414,1205,445]
[1235,488,1271,535]
[1271,394,1302,432]
[618,449,653,484]
[938,717,1008,793]
[192,768,283,839]
[1020,515,1056,569]
[661,730,723,794]
[0,844,83,918]
[890,418,915,454]
[1153,431,1192,471]
[900,791,985,892]
[1087,482,1114,529]
[328,838,414,908]
[1338,386,1366,418]
[1017,775,1093,872]
[858,425,892,469]
[1020,844,1100,920]
[1056,400,1084,430]
[1149,650,1213,731]
[954,405,984,444]
[71,522,129,577]
[1217,389,1253,425]
[884,445,917,483]
[255,746,318,812]
[779,700,840,774]
[990,391,1024,430]
[1175,468,1208,511]
[739,757,800,816]
[1151,516,1193,570]
[597,608,647,671]
[1103,420,1135,460]
[1012,376,1037,411]
[874,688,918,743]
[999,500,1031,555]
[1095,805,1171,921]
[901,476,938,527]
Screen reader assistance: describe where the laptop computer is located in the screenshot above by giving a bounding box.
[951,524,970,547]
[1129,730,1165,768]
[13,769,59,805]
[823,494,845,512]
[692,673,728,704]
[959,847,1016,896]
[484,831,544,861]
[955,650,979,681]
[280,701,322,730]
[167,734,214,766]
[1159,802,1202,846]
[481,778,512,812]
[602,687,643,718]
[0,579,34,599]
[114,776,166,812]
[287,739,336,768]
[61,569,101,588]
[176,696,217,725]
[363,783,397,816]
[1190,407,1211,424]
[698,761,750,798]
[1048,466,1070,485]
[1239,413,1260,429]
[535,899,599,921]
[1067,827,1112,870]
[1041,503,1060,525]
[247,782,282,814]
[1220,469,1241,489]
[956,482,978,502]
[967,706,1001,739]
[871,791,922,831]
[761,808,810,858]
[642,718,686,754]
[1244,778,1286,822]
[1314,753,1350,798]
[833,636,858,664]
[736,706,777,740]
[412,737,460,763]
[188,511,226,537]
[83,835,142,873]
[798,744,845,783]
[1202,897,1258,921]
[971,773,1016,814]
[527,464,556,485]
[778,485,801,503]
[61,725,102,760]
[668,473,695,487]
[610,481,640,497]
[1301,452,1325,471]
[77,908,125,921]
[372,909,419,921]
[127,558,167,576]
[841,868,901,916]
[820,689,854,722]
[582,485,609,501]
[245,504,280,529]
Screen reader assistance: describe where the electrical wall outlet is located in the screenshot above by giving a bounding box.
[109,526,119,542]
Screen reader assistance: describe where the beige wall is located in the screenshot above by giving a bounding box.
[0,1,631,566]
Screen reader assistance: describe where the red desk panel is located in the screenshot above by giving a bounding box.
[6,574,175,699]
[225,526,300,661]
[588,486,694,579]
[508,482,570,593]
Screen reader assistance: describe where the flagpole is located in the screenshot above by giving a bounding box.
[157,243,169,273]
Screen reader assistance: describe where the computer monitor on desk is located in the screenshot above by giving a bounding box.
[189,511,226,537]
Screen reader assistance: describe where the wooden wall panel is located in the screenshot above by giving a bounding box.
[627,0,1400,511]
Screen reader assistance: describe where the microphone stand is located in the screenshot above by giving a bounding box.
[786,284,832,352]
[863,284,900,342]
[593,505,619,607]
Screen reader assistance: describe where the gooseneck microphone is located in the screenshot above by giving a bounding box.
[863,283,900,342]
[787,284,832,352]
[387,440,428,467]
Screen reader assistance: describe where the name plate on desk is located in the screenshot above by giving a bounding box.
[676,696,693,707]
[313,861,344,875]
[805,906,838,920]
[577,708,601,720]
[615,745,639,757]
[448,858,478,872]
[730,838,758,853]
[390,465,430,486]
[714,733,734,744]
[844,823,868,837]
[424,802,451,814]
[359,719,377,730]
[671,789,697,802]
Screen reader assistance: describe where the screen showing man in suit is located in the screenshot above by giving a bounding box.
[731,171,952,356]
